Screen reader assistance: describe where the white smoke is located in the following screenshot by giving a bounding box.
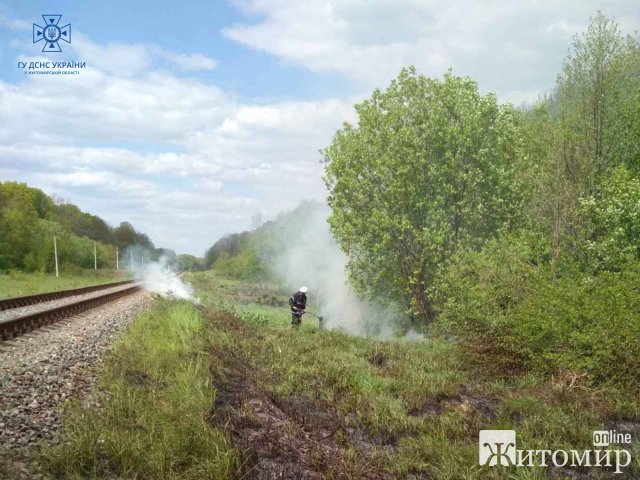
[404,328,425,341]
[134,255,196,301]
[271,202,407,337]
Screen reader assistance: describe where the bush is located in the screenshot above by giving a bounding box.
[212,248,269,281]
[577,165,640,273]
[436,232,640,391]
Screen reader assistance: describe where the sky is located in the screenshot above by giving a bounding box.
[0,1,638,256]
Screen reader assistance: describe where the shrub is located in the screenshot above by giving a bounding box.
[436,232,640,391]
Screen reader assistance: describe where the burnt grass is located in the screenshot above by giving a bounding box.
[203,305,640,480]
[407,390,497,421]
[206,309,396,480]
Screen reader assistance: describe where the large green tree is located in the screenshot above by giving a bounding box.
[323,69,524,323]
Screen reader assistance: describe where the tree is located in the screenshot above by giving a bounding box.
[0,183,42,269]
[578,165,640,272]
[114,222,137,248]
[0,182,154,272]
[154,248,176,265]
[527,13,640,258]
[323,68,524,323]
[204,232,251,268]
[251,211,263,230]
[177,254,203,271]
[555,12,638,176]
[135,232,155,250]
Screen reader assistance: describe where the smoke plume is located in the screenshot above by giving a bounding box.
[123,250,195,301]
[271,202,407,337]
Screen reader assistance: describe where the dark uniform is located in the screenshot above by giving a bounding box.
[289,291,307,327]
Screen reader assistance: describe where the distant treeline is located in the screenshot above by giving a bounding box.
[0,182,175,273]
[201,201,321,280]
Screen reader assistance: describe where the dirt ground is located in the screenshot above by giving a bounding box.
[206,310,406,480]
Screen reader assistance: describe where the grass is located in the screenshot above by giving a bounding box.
[188,271,640,479]
[40,300,237,479]
[0,269,131,299]
[40,271,640,479]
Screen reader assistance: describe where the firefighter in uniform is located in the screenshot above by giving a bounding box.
[288,286,308,328]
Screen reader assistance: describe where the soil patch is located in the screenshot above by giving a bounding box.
[207,310,394,480]
[367,351,387,367]
[409,391,497,420]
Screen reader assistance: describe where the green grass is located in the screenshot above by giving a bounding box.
[41,300,237,479]
[40,271,640,479]
[0,269,131,299]
[189,270,640,479]
[186,270,288,308]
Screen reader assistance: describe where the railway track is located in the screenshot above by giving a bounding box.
[0,280,135,310]
[0,280,141,341]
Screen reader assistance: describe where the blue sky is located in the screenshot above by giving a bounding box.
[0,0,638,255]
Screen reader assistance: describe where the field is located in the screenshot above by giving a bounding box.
[0,269,132,299]
[42,270,640,479]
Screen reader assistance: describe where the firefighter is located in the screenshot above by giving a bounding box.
[288,286,308,328]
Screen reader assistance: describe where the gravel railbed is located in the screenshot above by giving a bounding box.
[0,283,141,324]
[0,291,153,477]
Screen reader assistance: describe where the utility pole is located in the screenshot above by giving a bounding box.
[94,241,97,270]
[130,250,134,270]
[116,247,119,270]
[141,254,144,270]
[53,235,59,278]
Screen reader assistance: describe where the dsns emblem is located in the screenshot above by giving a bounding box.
[33,15,71,52]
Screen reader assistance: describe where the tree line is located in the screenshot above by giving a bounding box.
[0,182,166,273]
[323,13,640,390]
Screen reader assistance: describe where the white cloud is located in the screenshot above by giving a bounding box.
[161,52,218,71]
[71,35,153,76]
[1,59,228,146]
[0,35,352,254]
[224,0,640,103]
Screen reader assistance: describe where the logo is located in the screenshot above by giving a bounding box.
[33,15,71,52]
[479,430,516,466]
[479,429,633,474]
[593,430,632,447]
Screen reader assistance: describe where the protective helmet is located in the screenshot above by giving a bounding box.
[299,286,308,293]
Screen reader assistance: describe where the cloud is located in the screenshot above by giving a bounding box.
[70,36,153,76]
[224,0,640,103]
[3,62,228,146]
[0,32,353,254]
[46,33,217,77]
[161,52,218,71]
[4,1,637,256]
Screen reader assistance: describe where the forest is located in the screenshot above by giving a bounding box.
[0,181,165,272]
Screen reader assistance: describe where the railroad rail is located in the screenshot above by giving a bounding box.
[0,284,141,341]
[0,280,135,311]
